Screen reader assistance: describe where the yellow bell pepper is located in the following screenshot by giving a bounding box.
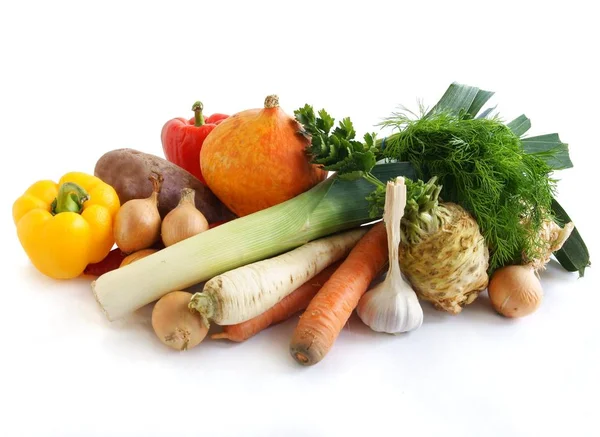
[12,172,120,279]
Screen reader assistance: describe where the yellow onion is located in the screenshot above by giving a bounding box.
[161,188,209,247]
[488,265,542,318]
[113,173,163,253]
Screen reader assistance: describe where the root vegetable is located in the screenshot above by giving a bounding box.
[113,173,163,253]
[289,222,389,366]
[161,188,209,247]
[120,249,159,268]
[525,218,575,271]
[152,291,208,350]
[212,261,342,342]
[488,265,543,318]
[398,179,489,314]
[188,228,367,327]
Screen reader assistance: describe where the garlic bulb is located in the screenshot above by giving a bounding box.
[357,177,423,334]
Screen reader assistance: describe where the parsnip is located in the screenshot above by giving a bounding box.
[188,227,368,326]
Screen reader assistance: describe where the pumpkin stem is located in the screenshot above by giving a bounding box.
[192,101,205,126]
[264,95,279,109]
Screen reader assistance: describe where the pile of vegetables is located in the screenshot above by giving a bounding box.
[11,83,591,364]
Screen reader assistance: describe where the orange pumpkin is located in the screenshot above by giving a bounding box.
[199,95,328,217]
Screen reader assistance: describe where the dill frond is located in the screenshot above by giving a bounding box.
[380,109,556,272]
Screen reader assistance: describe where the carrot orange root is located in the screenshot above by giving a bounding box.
[212,261,343,342]
[289,222,389,366]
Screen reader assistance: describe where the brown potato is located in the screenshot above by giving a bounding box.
[94,148,236,222]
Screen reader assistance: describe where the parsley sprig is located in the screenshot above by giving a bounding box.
[294,104,381,186]
[294,104,435,222]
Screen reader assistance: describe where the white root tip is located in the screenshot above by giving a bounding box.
[91,280,114,322]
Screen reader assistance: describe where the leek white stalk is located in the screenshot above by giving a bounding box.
[189,228,367,326]
[92,164,411,321]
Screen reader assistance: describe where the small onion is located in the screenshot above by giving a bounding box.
[114,173,163,253]
[488,265,543,318]
[119,248,159,268]
[152,291,209,351]
[161,188,209,247]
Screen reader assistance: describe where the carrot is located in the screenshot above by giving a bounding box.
[289,222,389,366]
[211,261,343,342]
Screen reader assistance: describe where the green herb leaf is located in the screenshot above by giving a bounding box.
[336,171,366,181]
[364,132,376,149]
[334,117,356,139]
[521,134,573,170]
[365,163,418,218]
[295,105,378,176]
[294,104,316,130]
[380,108,557,272]
[365,183,386,218]
[317,109,334,134]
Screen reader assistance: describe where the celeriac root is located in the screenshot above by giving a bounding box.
[400,203,489,314]
[525,219,574,271]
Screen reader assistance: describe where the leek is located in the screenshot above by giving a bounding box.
[92,163,414,321]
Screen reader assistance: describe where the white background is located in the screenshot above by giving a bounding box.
[1,1,599,436]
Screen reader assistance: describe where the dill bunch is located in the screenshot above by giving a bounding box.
[380,109,557,272]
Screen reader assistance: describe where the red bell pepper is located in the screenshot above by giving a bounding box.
[161,101,228,184]
[83,248,128,277]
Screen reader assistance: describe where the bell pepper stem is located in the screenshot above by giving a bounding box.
[52,182,89,215]
[192,101,205,127]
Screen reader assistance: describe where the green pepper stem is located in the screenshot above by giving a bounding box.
[192,101,205,127]
[52,182,89,215]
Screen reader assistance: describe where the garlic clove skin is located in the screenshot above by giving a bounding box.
[357,280,424,334]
